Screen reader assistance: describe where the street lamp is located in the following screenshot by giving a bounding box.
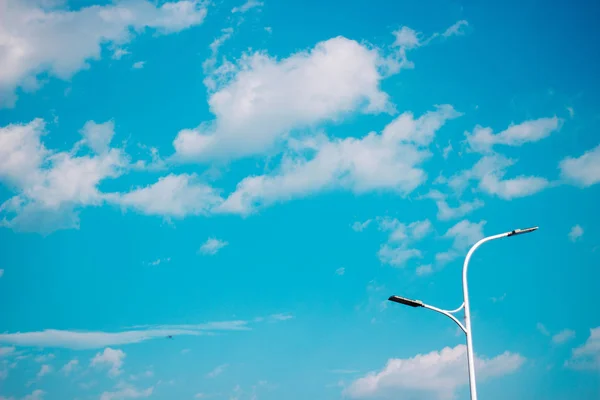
[388,226,538,400]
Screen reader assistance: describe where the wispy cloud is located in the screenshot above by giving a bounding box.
[199,238,228,255]
[568,225,584,242]
[206,364,228,378]
[0,317,291,349]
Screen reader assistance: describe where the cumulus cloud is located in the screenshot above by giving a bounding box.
[375,218,433,268]
[345,345,524,399]
[199,238,228,255]
[559,144,600,187]
[0,0,208,106]
[568,225,584,242]
[110,174,223,218]
[565,326,600,370]
[447,154,549,200]
[36,364,52,378]
[0,119,127,233]
[422,190,484,221]
[173,36,398,162]
[465,117,561,153]
[91,348,126,377]
[217,106,461,215]
[435,219,485,265]
[61,359,79,375]
[23,390,45,400]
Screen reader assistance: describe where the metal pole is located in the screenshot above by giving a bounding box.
[462,228,537,400]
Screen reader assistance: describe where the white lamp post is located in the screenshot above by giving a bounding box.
[388,226,538,400]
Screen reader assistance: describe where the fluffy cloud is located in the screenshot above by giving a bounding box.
[61,359,79,375]
[422,190,484,221]
[0,0,207,105]
[436,219,485,264]
[23,390,45,400]
[79,120,115,154]
[345,345,524,399]
[199,238,228,255]
[568,224,584,242]
[465,117,562,153]
[0,119,127,233]
[376,218,433,267]
[110,174,223,218]
[36,364,52,378]
[559,144,600,187]
[91,348,125,377]
[217,106,461,215]
[173,36,398,162]
[565,326,600,370]
[447,154,549,200]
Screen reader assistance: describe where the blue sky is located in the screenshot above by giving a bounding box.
[0,0,599,399]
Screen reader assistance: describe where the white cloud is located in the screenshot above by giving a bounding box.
[442,142,453,159]
[0,269,3,278]
[34,354,55,363]
[206,364,228,378]
[100,384,153,400]
[442,20,469,37]
[61,359,79,375]
[552,329,575,344]
[112,48,131,60]
[217,106,461,215]
[567,106,574,118]
[110,174,223,218]
[378,246,422,267]
[415,264,433,276]
[375,218,432,268]
[0,0,208,106]
[565,326,600,370]
[0,119,127,233]
[335,267,346,276]
[422,190,484,221]
[231,0,263,13]
[199,237,228,255]
[132,61,145,69]
[537,323,550,336]
[0,327,202,349]
[79,120,116,155]
[203,28,234,77]
[0,347,15,357]
[436,219,485,265]
[345,345,524,399]
[23,390,45,400]
[36,364,52,378]
[91,348,125,377]
[352,219,372,232]
[465,117,562,153]
[568,224,584,242]
[559,144,600,187]
[448,154,549,200]
[391,26,421,49]
[173,36,398,162]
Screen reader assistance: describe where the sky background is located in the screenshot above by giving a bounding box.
[0,0,599,399]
